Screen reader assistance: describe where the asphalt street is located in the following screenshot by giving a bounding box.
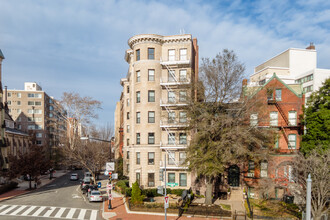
[0,170,105,220]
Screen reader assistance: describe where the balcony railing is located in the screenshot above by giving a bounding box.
[160,99,188,107]
[160,78,190,86]
[160,119,188,128]
[160,57,191,66]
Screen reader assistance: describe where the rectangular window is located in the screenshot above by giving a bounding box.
[127,164,129,173]
[148,90,155,102]
[127,151,130,159]
[179,133,187,144]
[179,173,187,186]
[168,91,176,103]
[136,91,140,103]
[28,101,34,105]
[34,109,42,114]
[136,133,140,145]
[148,111,155,123]
[36,140,42,145]
[250,113,258,127]
[168,49,175,61]
[270,112,278,126]
[267,89,273,100]
[127,125,130,133]
[136,173,141,185]
[179,91,187,102]
[7,92,12,97]
[275,137,279,149]
[28,93,35,98]
[179,152,186,165]
[288,111,297,126]
[136,112,140,124]
[179,112,187,123]
[179,70,187,82]
[35,125,42,130]
[260,161,268,178]
[148,173,155,187]
[148,133,155,144]
[127,138,130,146]
[148,69,155,81]
[136,71,141,82]
[49,106,53,111]
[127,112,130,120]
[136,152,140,164]
[275,89,282,101]
[180,49,187,60]
[35,93,42,98]
[168,133,175,145]
[17,117,21,122]
[36,133,43,138]
[17,101,21,105]
[35,101,41,106]
[288,134,296,149]
[28,125,35,130]
[127,86,130,93]
[7,101,12,105]
[168,173,175,183]
[17,93,21,98]
[136,49,140,61]
[168,152,175,165]
[127,99,130,107]
[168,70,175,82]
[148,48,155,60]
[148,152,155,165]
[168,112,175,123]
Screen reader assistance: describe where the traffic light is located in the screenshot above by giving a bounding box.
[109,172,112,180]
[159,169,164,181]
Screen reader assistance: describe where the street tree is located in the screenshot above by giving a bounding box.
[8,137,50,189]
[186,49,273,204]
[59,92,114,184]
[301,78,330,154]
[290,148,330,220]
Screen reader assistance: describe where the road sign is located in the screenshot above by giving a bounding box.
[106,162,115,171]
[108,194,113,200]
[167,182,178,187]
[97,182,101,188]
[104,171,109,176]
[164,196,169,209]
[107,184,112,190]
[112,173,118,180]
[157,186,164,195]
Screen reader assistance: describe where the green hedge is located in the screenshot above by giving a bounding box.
[0,182,18,195]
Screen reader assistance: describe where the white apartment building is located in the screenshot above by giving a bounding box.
[116,34,198,189]
[249,43,330,102]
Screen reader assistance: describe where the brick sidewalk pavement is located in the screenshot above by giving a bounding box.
[102,197,230,220]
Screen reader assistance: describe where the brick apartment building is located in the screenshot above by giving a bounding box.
[114,34,198,189]
[7,82,66,162]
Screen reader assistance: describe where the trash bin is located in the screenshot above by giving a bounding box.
[283,195,294,204]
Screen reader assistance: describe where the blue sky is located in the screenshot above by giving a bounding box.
[1,0,330,126]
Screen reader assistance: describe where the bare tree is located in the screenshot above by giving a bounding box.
[290,148,329,220]
[186,49,273,204]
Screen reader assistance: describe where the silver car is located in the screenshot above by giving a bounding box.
[88,190,103,202]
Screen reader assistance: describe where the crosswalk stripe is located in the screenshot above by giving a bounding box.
[21,206,37,216]
[66,208,76,219]
[31,206,46,217]
[9,205,27,215]
[0,205,17,214]
[90,210,98,220]
[0,205,9,212]
[77,209,86,219]
[54,207,66,218]
[44,207,56,217]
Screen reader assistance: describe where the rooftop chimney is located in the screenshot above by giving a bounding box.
[306,42,315,50]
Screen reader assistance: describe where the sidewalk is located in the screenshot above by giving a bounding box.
[0,170,68,201]
[102,191,230,220]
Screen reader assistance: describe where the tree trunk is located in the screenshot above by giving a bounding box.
[205,177,213,205]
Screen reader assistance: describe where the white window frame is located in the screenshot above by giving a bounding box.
[270,112,278,126]
[180,48,187,60]
[168,49,175,61]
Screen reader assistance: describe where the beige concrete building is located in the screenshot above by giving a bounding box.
[116,34,198,189]
[249,43,330,103]
[7,82,66,162]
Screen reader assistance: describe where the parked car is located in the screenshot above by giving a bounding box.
[87,190,103,202]
[80,180,91,190]
[70,173,79,181]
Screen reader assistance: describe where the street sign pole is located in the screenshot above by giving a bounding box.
[108,172,112,210]
[164,154,167,220]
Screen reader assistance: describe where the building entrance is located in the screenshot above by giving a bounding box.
[228,165,240,187]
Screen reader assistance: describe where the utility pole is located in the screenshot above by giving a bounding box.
[306,174,312,220]
[164,154,167,220]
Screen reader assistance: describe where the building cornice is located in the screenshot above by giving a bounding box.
[128,34,192,49]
